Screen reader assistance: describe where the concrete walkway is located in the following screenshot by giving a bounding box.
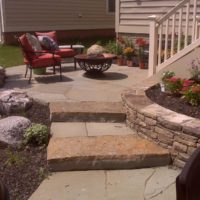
[2,63,148,102]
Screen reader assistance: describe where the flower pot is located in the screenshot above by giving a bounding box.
[117,57,124,66]
[126,60,133,67]
[139,62,145,69]
[160,82,166,92]
[33,68,46,75]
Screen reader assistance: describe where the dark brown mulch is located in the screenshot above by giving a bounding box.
[0,100,50,200]
[146,84,200,119]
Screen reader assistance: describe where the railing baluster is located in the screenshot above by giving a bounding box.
[178,8,183,51]
[164,19,169,61]
[158,24,163,64]
[192,0,197,41]
[185,2,190,47]
[171,14,176,56]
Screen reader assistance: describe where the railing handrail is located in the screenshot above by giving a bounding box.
[157,0,189,24]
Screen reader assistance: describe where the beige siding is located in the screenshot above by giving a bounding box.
[3,0,115,32]
[116,0,182,34]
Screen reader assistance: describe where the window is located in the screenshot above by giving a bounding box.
[107,0,115,13]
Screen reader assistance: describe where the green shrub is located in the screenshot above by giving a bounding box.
[24,123,49,146]
[183,84,200,106]
[5,148,26,167]
[105,40,117,54]
[161,71,176,83]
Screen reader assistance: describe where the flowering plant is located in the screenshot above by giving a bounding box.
[136,38,147,61]
[183,84,200,106]
[161,71,175,83]
[165,76,183,95]
[123,47,134,60]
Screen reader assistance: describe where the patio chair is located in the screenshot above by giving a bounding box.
[18,34,62,83]
[35,31,77,69]
[176,146,200,200]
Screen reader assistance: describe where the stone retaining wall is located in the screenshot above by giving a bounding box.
[122,90,200,168]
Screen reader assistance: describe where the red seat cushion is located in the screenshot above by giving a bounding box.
[31,53,61,68]
[55,48,76,58]
[35,31,58,43]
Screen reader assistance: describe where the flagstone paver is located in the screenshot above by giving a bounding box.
[51,122,135,137]
[50,101,126,122]
[47,135,170,171]
[28,167,180,200]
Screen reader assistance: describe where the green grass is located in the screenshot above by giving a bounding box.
[0,44,23,68]
[0,37,115,68]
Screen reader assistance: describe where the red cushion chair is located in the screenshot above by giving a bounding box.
[18,34,62,83]
[35,31,77,69]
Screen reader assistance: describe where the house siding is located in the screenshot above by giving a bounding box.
[3,0,114,32]
[116,0,182,34]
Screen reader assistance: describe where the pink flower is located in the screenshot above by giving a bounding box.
[167,77,180,83]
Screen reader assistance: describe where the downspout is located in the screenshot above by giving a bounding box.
[0,0,5,43]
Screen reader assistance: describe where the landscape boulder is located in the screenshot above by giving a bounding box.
[87,44,105,57]
[0,90,33,115]
[0,116,31,148]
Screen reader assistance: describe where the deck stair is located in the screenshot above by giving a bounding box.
[149,0,200,76]
[47,101,170,172]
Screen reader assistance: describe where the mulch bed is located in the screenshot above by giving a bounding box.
[146,84,200,119]
[0,100,50,200]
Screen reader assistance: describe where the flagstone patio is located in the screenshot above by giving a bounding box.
[2,63,180,200]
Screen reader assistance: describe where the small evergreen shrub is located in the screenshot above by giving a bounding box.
[183,84,200,106]
[24,123,49,146]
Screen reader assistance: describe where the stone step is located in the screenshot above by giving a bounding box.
[51,122,136,138]
[50,101,126,122]
[47,135,170,171]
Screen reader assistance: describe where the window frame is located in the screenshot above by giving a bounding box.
[106,0,115,14]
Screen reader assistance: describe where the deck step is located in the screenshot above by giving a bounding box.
[47,135,170,171]
[50,101,126,122]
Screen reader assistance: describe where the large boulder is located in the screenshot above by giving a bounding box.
[0,90,33,115]
[87,44,105,57]
[0,116,31,148]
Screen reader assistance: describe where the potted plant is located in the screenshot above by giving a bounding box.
[33,68,46,75]
[123,47,134,67]
[136,38,147,69]
[115,43,124,66]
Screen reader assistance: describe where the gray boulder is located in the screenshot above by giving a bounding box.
[0,90,33,115]
[0,116,31,148]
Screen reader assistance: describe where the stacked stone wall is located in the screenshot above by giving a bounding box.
[122,92,200,168]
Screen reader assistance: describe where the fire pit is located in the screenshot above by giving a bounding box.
[74,53,116,73]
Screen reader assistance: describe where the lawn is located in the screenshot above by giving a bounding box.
[0,37,115,68]
[0,45,23,68]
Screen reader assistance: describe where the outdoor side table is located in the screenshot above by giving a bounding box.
[74,53,116,73]
[59,45,85,54]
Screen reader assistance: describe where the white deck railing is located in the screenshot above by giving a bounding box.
[148,0,200,76]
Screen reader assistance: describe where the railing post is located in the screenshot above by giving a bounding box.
[196,16,200,40]
[148,15,158,77]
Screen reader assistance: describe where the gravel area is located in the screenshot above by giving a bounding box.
[0,100,50,200]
